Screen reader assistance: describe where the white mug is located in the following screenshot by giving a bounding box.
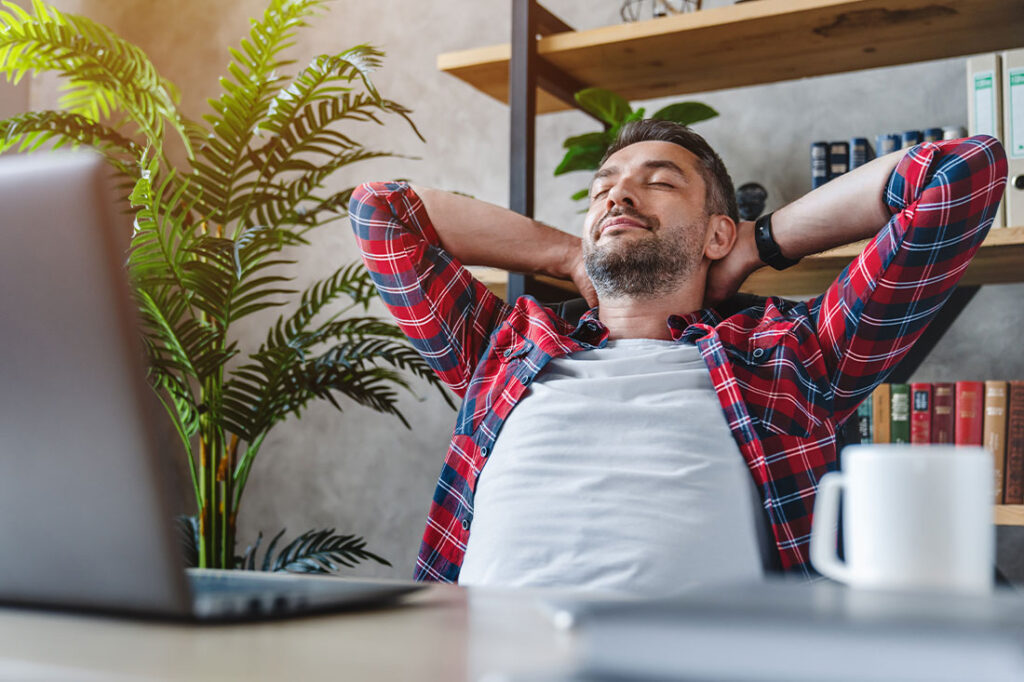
[810,444,995,594]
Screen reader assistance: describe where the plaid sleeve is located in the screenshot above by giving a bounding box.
[348,182,511,397]
[808,135,1007,425]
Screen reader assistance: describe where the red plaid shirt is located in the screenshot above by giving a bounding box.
[349,136,1006,583]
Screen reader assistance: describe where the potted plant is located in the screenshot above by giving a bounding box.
[0,0,453,572]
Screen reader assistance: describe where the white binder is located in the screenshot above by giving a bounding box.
[1004,49,1024,229]
[968,54,1004,228]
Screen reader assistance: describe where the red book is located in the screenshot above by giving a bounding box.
[1005,381,1024,505]
[931,382,955,444]
[910,382,932,444]
[955,381,985,446]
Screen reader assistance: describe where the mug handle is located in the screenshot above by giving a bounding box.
[810,471,853,584]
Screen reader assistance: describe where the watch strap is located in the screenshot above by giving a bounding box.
[753,212,801,271]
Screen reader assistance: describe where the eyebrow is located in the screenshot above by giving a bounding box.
[592,159,689,184]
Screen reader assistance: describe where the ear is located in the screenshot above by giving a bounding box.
[703,214,737,261]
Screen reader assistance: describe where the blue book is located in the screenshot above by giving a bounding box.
[923,127,943,143]
[849,137,873,170]
[811,142,829,189]
[875,133,901,156]
[901,130,923,148]
[828,141,849,179]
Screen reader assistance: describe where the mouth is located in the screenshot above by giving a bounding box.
[598,216,651,237]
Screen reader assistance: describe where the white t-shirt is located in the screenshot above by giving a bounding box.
[458,338,771,596]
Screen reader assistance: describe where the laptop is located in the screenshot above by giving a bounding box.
[0,152,421,620]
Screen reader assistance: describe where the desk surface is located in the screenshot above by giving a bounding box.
[3,580,1024,682]
[0,584,580,681]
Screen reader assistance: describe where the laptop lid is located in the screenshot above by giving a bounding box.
[0,152,193,617]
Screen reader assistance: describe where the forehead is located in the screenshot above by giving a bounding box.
[596,140,703,178]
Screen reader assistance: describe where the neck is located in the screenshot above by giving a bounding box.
[596,277,706,341]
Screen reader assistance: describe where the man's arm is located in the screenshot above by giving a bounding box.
[709,136,1007,424]
[410,185,597,304]
[704,149,904,305]
[349,182,594,396]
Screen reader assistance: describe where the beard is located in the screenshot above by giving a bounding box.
[583,207,706,299]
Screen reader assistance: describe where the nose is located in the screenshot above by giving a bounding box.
[605,180,636,211]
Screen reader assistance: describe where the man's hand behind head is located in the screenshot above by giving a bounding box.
[703,220,762,308]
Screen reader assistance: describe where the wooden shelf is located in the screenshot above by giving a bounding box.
[743,225,1024,296]
[996,505,1024,526]
[438,0,1024,114]
[472,226,1024,300]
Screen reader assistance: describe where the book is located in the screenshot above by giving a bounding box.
[931,382,955,444]
[856,394,873,443]
[910,382,932,444]
[875,133,900,156]
[1005,381,1024,505]
[1004,49,1024,229]
[890,384,911,444]
[955,381,985,446]
[901,130,923,148]
[983,381,1008,504]
[828,141,849,179]
[872,383,891,445]
[811,142,829,189]
[967,53,1005,228]
[848,137,873,170]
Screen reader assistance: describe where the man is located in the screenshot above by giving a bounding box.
[349,120,1006,594]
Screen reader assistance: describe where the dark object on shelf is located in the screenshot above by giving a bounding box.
[736,182,767,221]
[621,0,701,23]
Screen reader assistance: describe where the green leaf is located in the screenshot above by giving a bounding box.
[562,130,609,149]
[238,528,389,574]
[554,144,606,176]
[574,87,631,126]
[571,187,590,201]
[651,101,718,126]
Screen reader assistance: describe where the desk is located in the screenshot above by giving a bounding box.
[0,584,580,681]
[2,580,1024,681]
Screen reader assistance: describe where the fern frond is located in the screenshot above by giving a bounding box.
[248,147,394,231]
[0,0,187,152]
[0,110,137,173]
[195,0,325,223]
[238,528,389,573]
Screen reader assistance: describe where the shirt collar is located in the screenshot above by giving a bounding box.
[569,306,723,344]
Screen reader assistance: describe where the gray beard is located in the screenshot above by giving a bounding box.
[583,222,704,299]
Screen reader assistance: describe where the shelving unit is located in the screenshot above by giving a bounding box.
[437,0,1024,526]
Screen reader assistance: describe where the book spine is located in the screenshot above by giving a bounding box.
[890,383,911,444]
[828,141,850,179]
[857,394,873,444]
[872,383,891,445]
[901,130,923,148]
[1005,381,1024,505]
[984,381,1008,504]
[811,142,829,189]
[931,382,955,444]
[875,133,901,156]
[848,137,873,170]
[910,382,932,444]
[955,381,985,446]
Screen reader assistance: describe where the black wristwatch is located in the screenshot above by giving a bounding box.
[753,212,801,271]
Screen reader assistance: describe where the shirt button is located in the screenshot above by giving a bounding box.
[461,519,470,530]
[753,347,765,359]
[503,348,512,358]
[480,446,489,457]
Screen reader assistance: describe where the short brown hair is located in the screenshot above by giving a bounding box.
[601,119,738,224]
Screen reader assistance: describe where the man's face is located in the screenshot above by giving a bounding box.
[582,141,711,299]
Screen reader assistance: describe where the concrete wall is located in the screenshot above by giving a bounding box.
[18,0,1024,579]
